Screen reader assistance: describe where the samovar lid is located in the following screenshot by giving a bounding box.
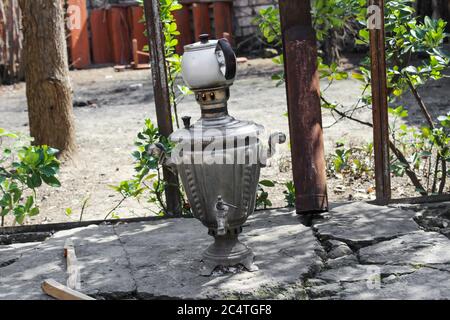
[184,34,218,52]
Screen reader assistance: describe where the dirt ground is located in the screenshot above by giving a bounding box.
[0,57,449,226]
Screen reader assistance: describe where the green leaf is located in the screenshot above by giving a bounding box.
[41,175,61,187]
[259,180,276,187]
[29,207,40,217]
[27,173,42,188]
[24,196,34,212]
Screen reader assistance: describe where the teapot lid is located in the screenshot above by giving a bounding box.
[184,34,217,52]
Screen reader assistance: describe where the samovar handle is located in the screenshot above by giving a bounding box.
[147,143,176,168]
[268,132,287,158]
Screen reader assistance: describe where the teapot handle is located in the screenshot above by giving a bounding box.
[217,38,236,80]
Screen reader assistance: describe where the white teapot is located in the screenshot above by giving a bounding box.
[181,34,237,90]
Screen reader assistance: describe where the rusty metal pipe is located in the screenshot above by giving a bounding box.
[278,0,328,213]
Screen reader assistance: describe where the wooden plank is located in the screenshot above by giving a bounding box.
[90,9,114,64]
[213,1,233,43]
[388,194,450,205]
[192,2,211,41]
[132,38,139,67]
[108,7,132,65]
[0,215,177,236]
[67,0,91,69]
[64,238,80,290]
[42,279,95,300]
[173,5,193,54]
[143,0,182,216]
[128,6,149,63]
[278,0,328,213]
[369,0,391,205]
[63,238,74,258]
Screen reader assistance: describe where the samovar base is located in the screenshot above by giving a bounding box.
[199,233,258,276]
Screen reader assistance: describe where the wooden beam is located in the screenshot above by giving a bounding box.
[143,0,182,216]
[64,238,80,290]
[278,0,328,213]
[42,279,95,300]
[369,0,391,205]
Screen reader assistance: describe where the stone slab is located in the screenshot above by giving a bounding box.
[313,202,420,247]
[317,264,416,283]
[359,230,450,265]
[339,267,450,300]
[0,209,323,300]
[0,225,134,300]
[115,209,323,299]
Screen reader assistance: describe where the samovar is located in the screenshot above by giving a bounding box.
[168,34,285,275]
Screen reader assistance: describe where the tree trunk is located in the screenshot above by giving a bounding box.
[19,0,76,159]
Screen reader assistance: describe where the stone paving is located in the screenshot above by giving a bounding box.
[1,201,450,300]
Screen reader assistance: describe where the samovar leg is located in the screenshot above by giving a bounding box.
[199,233,258,276]
[199,261,218,276]
[241,252,259,272]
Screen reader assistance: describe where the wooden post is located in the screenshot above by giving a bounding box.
[108,6,131,65]
[192,2,211,41]
[143,0,182,216]
[132,38,139,67]
[369,0,391,204]
[173,4,193,54]
[128,6,149,63]
[213,1,233,43]
[278,0,328,213]
[67,0,90,69]
[90,9,113,64]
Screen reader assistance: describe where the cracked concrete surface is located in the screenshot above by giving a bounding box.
[0,209,323,300]
[307,201,450,299]
[2,202,450,300]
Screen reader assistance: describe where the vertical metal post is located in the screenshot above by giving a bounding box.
[278,0,328,213]
[369,0,391,204]
[143,0,182,216]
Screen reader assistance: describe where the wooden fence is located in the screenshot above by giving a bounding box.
[0,0,22,84]
[67,0,233,69]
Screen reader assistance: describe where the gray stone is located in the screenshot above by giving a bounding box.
[314,202,419,247]
[307,283,341,298]
[305,278,327,287]
[340,268,450,300]
[382,275,397,284]
[0,242,40,268]
[317,264,416,283]
[326,254,359,268]
[0,209,322,300]
[0,225,135,300]
[116,209,323,299]
[359,231,450,265]
[328,244,353,259]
